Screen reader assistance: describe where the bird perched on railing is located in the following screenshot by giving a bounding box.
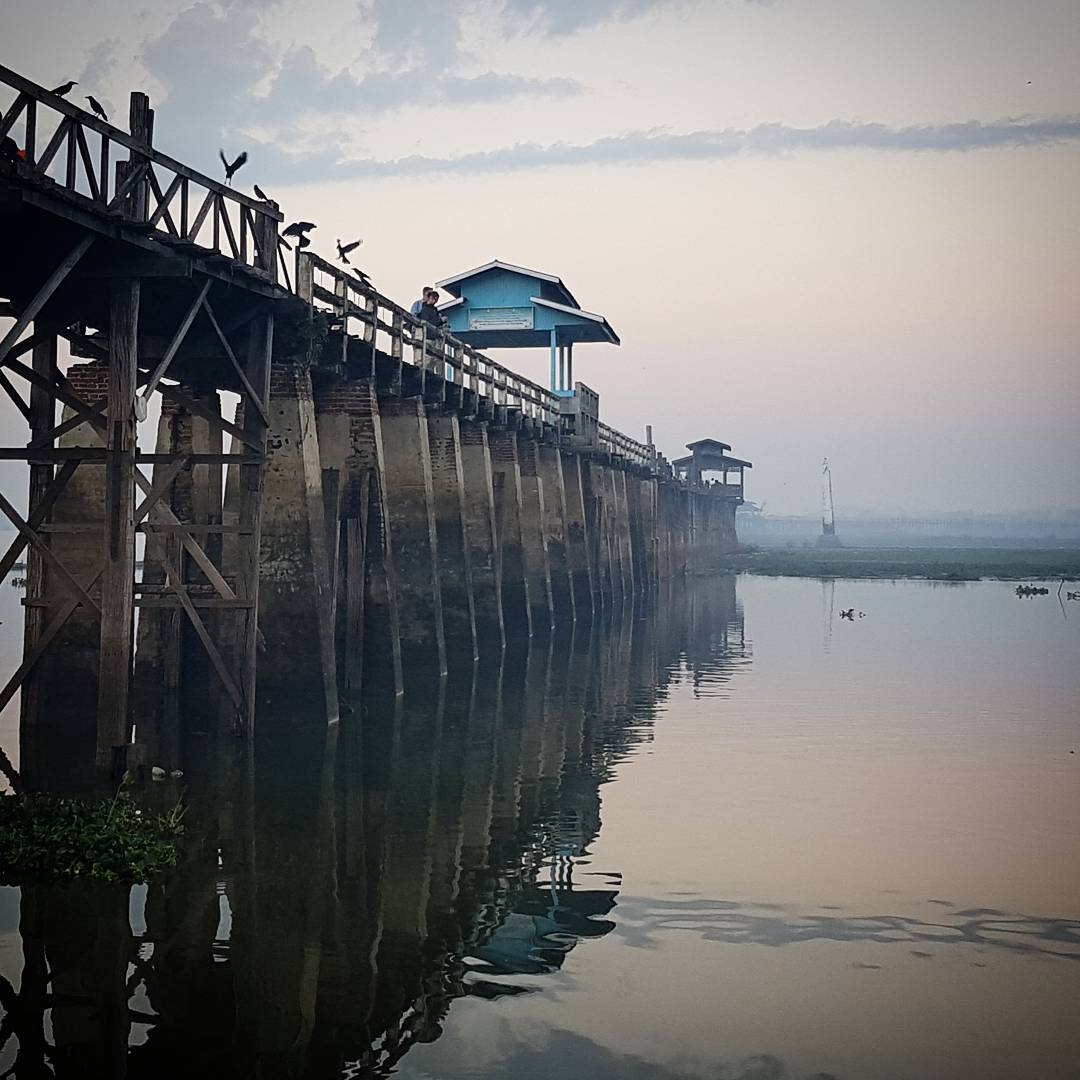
[220,149,247,185]
[50,80,77,97]
[85,95,108,121]
[280,221,316,250]
[253,183,271,202]
[351,267,371,285]
[336,238,362,264]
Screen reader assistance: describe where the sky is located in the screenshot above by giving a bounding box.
[2,0,1079,515]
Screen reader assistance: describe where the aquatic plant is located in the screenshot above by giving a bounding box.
[0,778,184,884]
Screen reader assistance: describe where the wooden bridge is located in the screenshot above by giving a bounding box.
[0,66,746,782]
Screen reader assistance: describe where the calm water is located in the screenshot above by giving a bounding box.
[1,575,1078,1079]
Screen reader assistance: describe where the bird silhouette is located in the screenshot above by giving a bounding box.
[839,608,854,620]
[219,149,247,185]
[351,267,371,285]
[336,238,362,264]
[85,96,108,121]
[253,183,270,201]
[0,137,19,163]
[282,221,316,240]
[50,80,77,97]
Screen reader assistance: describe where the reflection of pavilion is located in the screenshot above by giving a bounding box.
[1,581,752,1077]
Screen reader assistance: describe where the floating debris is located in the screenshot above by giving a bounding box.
[1015,585,1049,597]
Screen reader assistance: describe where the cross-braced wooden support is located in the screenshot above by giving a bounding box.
[0,245,273,778]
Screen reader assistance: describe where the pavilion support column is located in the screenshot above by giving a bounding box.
[379,399,446,679]
[427,412,478,663]
[458,420,505,655]
[560,451,594,620]
[517,438,554,635]
[255,362,338,720]
[487,427,531,641]
[536,443,574,624]
[96,278,140,775]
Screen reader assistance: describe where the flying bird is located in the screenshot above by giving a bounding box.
[85,96,108,121]
[50,80,77,97]
[336,238,362,264]
[282,221,316,240]
[219,149,248,185]
[253,183,270,201]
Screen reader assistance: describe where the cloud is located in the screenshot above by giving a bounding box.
[502,0,677,36]
[308,115,1080,179]
[264,44,580,118]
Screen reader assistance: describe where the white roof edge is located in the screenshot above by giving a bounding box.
[435,259,564,290]
[529,296,605,323]
[437,295,465,310]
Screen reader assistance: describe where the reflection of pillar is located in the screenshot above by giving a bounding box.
[488,427,531,639]
[33,884,130,1076]
[458,420,505,653]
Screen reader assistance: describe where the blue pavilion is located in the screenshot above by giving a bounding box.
[435,260,619,395]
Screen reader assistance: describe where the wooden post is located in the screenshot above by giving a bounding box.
[19,331,56,740]
[96,279,139,772]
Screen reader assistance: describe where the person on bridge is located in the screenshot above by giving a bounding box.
[416,289,446,329]
[411,286,434,317]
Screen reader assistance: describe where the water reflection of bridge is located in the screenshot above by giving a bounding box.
[0,577,748,1078]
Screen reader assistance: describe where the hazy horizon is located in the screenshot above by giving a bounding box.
[2,0,1078,515]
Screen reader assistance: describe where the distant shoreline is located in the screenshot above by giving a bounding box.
[723,546,1080,582]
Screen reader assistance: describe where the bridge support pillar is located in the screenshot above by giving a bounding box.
[487,427,531,640]
[517,440,554,635]
[313,380,402,696]
[427,412,478,663]
[379,399,446,677]
[458,420,505,654]
[584,461,611,611]
[536,443,574,623]
[18,360,108,792]
[560,451,594,619]
[614,469,635,599]
[134,385,224,767]
[255,362,338,719]
[96,279,140,773]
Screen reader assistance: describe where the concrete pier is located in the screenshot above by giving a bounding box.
[487,427,531,640]
[379,399,446,677]
[517,439,554,635]
[426,413,478,662]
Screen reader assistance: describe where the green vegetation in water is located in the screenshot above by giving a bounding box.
[0,778,184,885]
[724,546,1080,582]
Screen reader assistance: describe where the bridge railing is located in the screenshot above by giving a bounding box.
[598,421,653,469]
[0,65,281,280]
[299,253,564,428]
